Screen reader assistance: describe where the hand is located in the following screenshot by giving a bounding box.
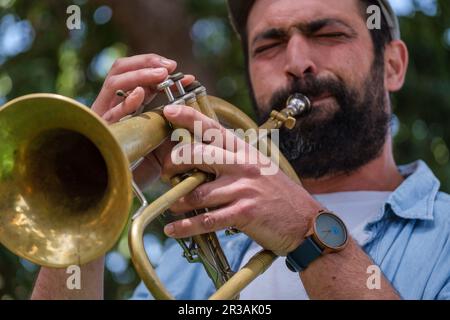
[92,53,194,123]
[160,104,325,256]
[91,53,194,189]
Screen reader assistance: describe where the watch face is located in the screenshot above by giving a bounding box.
[315,212,348,249]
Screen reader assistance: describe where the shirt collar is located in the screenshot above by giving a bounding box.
[386,160,440,221]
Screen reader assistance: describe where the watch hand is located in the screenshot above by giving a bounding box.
[322,230,331,240]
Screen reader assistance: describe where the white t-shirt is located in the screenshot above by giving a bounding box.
[238,191,391,300]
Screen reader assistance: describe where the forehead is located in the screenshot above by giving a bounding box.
[247,0,363,39]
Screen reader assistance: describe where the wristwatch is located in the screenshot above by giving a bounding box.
[286,210,349,272]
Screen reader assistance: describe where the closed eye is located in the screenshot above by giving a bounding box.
[316,32,348,38]
[253,42,282,56]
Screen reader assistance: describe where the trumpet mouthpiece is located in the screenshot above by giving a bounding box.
[286,93,311,117]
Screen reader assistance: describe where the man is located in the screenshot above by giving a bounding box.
[31,0,450,300]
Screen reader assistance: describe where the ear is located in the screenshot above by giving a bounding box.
[384,40,409,92]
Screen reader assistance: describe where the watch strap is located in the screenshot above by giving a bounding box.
[286,236,323,272]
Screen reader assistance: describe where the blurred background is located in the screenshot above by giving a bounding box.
[0,0,449,299]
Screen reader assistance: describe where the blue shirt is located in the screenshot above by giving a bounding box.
[132,161,450,300]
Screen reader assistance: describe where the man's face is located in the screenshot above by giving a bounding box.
[246,0,390,179]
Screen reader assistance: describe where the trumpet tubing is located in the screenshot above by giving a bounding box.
[0,75,311,299]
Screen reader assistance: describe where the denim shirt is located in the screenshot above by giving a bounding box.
[132,161,450,300]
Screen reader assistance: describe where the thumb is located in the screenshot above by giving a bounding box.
[103,87,145,124]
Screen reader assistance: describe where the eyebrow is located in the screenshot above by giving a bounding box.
[251,18,357,47]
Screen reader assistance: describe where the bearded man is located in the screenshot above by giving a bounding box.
[31,0,450,300]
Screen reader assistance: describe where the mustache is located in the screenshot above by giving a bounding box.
[267,75,348,114]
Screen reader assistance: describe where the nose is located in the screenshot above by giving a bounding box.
[284,33,318,80]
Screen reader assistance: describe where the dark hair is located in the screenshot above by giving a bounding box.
[360,0,393,57]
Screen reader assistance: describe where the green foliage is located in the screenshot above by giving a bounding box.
[393,1,450,188]
[0,0,449,300]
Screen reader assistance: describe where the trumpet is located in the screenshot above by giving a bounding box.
[0,73,311,300]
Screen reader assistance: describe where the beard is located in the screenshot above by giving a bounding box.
[255,59,390,179]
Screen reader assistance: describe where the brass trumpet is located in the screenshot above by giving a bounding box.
[0,74,310,300]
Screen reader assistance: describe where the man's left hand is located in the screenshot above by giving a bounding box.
[161,104,324,256]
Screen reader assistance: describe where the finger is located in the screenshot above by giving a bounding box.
[94,67,169,115]
[108,72,196,109]
[163,105,243,152]
[103,87,145,123]
[104,68,168,109]
[109,54,177,76]
[164,206,238,238]
[170,176,238,214]
[93,73,196,117]
[107,67,170,108]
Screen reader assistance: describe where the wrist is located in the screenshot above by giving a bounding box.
[286,209,349,273]
[287,196,327,253]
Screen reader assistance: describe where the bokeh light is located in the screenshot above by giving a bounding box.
[93,6,113,25]
[90,43,128,80]
[0,14,35,60]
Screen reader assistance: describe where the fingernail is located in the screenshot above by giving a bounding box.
[164,104,181,116]
[160,58,176,67]
[131,87,141,97]
[154,67,166,75]
[164,224,175,236]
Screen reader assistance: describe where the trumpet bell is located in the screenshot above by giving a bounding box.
[0,94,133,267]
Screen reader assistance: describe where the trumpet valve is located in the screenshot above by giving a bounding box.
[169,72,186,96]
[157,79,176,102]
[184,81,203,93]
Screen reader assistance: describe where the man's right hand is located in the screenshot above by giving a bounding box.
[91,53,194,124]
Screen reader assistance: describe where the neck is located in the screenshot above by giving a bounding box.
[301,136,404,195]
